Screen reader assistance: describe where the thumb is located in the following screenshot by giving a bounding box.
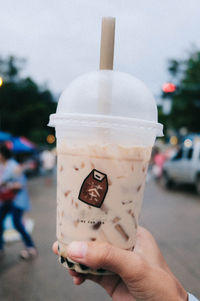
[67,241,143,279]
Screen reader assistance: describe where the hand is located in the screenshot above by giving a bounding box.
[52,227,188,301]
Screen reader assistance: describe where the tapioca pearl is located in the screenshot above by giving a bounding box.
[60,256,65,264]
[66,258,74,268]
[80,264,89,271]
[97,268,106,273]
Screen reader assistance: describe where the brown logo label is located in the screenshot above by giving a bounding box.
[78,169,108,208]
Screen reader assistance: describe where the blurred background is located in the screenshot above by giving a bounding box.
[0,0,200,300]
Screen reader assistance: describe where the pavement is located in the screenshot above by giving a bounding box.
[0,174,200,300]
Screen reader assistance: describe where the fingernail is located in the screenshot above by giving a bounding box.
[67,241,88,258]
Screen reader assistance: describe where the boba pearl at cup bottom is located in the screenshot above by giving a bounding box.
[58,255,114,275]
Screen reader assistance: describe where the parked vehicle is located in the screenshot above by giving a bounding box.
[162,142,200,195]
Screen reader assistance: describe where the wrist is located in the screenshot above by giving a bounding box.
[176,283,188,301]
[182,290,188,301]
[166,274,188,301]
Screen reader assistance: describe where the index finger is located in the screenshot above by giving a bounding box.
[52,241,59,255]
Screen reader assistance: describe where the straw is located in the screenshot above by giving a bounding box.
[97,17,116,142]
[98,17,116,117]
[100,17,116,70]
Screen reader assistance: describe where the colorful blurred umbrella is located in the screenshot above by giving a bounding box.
[0,131,12,142]
[9,137,36,153]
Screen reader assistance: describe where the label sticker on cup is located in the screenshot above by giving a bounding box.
[78,169,108,208]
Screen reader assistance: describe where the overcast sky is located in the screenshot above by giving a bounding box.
[1,0,200,99]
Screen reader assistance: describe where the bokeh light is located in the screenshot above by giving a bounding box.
[46,134,55,144]
[162,82,176,93]
[0,77,3,87]
[170,135,178,145]
[184,138,192,148]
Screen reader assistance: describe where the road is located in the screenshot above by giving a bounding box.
[0,175,200,300]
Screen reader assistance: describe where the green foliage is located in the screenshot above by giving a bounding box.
[168,59,180,77]
[161,50,200,132]
[0,55,56,145]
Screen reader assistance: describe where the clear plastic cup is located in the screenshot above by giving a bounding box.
[49,70,163,274]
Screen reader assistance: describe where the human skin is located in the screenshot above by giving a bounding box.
[52,227,188,301]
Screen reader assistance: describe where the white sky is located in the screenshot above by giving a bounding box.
[1,0,200,99]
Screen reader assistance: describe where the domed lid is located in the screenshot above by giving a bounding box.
[49,70,163,136]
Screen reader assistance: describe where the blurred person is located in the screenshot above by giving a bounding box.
[152,148,166,181]
[40,149,56,186]
[52,227,198,301]
[0,144,37,260]
[40,149,56,175]
[164,146,178,160]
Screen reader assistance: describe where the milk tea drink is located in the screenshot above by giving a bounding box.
[49,71,163,274]
[57,143,151,252]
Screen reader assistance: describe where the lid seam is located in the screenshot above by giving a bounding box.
[52,119,161,131]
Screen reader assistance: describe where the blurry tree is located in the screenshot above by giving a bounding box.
[0,56,56,145]
[161,50,200,133]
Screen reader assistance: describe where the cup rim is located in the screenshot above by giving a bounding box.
[48,113,163,137]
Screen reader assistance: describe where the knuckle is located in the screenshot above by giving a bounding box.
[99,242,113,267]
[124,254,147,281]
[87,241,114,269]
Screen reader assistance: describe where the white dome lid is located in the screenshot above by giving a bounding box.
[49,70,163,136]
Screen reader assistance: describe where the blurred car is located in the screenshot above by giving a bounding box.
[162,142,200,195]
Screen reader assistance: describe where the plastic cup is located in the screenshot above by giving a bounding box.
[49,70,163,274]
